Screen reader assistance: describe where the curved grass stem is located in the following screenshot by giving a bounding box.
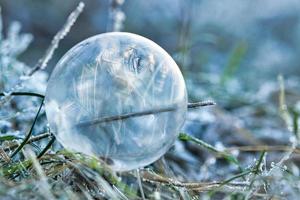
[0,92,44,98]
[10,98,44,158]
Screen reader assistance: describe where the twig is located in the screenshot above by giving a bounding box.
[77,101,215,127]
[77,105,181,127]
[27,2,85,76]
[187,100,216,109]
[139,170,248,192]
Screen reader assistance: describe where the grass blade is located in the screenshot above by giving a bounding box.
[10,98,44,158]
[179,133,239,165]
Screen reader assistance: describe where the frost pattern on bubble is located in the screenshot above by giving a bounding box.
[45,32,187,171]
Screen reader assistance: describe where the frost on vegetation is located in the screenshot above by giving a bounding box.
[0,24,46,95]
[0,11,47,138]
[0,2,84,139]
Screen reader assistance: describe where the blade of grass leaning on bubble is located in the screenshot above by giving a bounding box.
[10,98,44,158]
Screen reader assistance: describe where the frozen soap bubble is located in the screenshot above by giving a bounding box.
[45,32,187,171]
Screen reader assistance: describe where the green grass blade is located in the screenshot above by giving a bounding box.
[179,133,239,165]
[0,92,44,98]
[10,98,44,158]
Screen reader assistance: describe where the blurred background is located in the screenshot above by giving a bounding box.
[2,0,300,82]
[1,0,300,196]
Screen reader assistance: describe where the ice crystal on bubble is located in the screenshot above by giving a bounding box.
[45,32,187,171]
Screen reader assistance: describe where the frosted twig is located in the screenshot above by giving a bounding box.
[139,170,248,192]
[107,0,126,32]
[187,100,216,109]
[28,2,85,76]
[77,100,216,127]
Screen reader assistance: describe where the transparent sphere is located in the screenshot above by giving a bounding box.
[45,32,187,171]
